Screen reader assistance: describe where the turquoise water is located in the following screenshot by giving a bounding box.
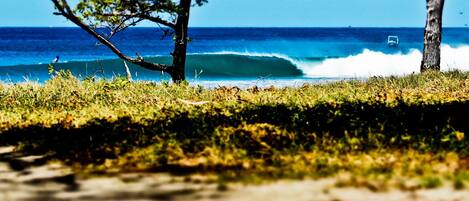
[1,28,468,85]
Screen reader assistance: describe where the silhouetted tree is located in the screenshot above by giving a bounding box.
[421,0,445,72]
[52,0,207,83]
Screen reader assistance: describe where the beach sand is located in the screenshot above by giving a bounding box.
[2,146,469,201]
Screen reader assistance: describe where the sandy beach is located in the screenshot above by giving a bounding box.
[2,146,469,201]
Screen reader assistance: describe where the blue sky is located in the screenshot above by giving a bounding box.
[1,0,468,27]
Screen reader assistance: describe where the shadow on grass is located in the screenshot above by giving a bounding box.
[0,100,467,169]
[1,99,467,164]
[0,100,468,200]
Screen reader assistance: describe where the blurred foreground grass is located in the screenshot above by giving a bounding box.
[0,71,468,190]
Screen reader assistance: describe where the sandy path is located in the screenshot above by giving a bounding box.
[1,146,469,201]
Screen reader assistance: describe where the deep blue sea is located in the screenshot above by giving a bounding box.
[1,28,468,86]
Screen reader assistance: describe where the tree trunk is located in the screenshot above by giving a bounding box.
[421,0,445,72]
[170,0,192,83]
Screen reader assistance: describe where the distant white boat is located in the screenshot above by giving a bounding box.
[52,56,60,63]
[387,36,399,47]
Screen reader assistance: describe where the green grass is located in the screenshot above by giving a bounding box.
[0,70,468,188]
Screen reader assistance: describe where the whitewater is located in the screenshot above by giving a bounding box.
[293,45,469,78]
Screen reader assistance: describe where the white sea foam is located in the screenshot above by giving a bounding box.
[296,45,469,78]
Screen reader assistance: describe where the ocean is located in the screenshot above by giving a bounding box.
[0,27,468,87]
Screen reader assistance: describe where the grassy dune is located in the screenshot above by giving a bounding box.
[0,71,468,190]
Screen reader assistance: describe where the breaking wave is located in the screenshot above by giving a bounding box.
[295,45,469,78]
[1,45,468,82]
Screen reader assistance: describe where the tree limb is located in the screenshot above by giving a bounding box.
[52,0,171,73]
[98,12,176,28]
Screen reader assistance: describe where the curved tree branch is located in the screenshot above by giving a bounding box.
[97,12,176,29]
[52,0,171,73]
